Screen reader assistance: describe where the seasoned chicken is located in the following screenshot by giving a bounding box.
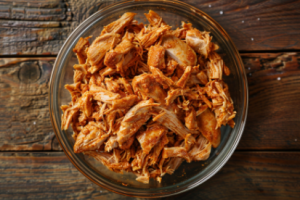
[162,35,197,68]
[135,154,150,183]
[137,123,167,154]
[132,74,167,105]
[165,88,199,106]
[176,66,192,88]
[117,99,159,146]
[90,84,121,103]
[172,21,193,39]
[164,56,178,76]
[131,148,148,171]
[101,12,136,35]
[206,80,236,128]
[87,33,121,73]
[119,136,135,150]
[196,104,209,116]
[144,10,166,27]
[104,32,136,74]
[73,36,91,64]
[119,77,134,95]
[85,151,131,173]
[61,104,79,130]
[162,147,191,162]
[196,70,208,85]
[106,109,118,134]
[104,78,120,93]
[64,82,81,104]
[147,45,166,69]
[105,135,118,152]
[189,134,211,161]
[110,95,138,110]
[73,64,88,83]
[197,108,220,148]
[74,122,109,153]
[99,66,117,77]
[207,52,230,80]
[127,20,144,34]
[136,25,170,48]
[185,107,198,130]
[153,107,198,139]
[184,133,196,151]
[79,92,93,117]
[63,10,236,184]
[148,134,169,166]
[186,29,218,59]
[149,66,174,89]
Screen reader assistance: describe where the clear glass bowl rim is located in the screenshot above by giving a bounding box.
[49,0,249,198]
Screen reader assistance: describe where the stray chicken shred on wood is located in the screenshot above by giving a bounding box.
[61,10,236,184]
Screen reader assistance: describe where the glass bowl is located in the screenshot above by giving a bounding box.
[49,0,248,198]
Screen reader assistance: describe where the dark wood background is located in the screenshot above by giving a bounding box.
[0,0,299,199]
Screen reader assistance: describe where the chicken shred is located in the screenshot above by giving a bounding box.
[147,45,166,69]
[162,35,197,68]
[61,11,236,184]
[137,123,167,154]
[186,29,218,59]
[87,33,121,73]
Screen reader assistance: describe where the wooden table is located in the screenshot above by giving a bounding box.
[0,0,299,199]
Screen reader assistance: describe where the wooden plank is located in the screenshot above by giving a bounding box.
[0,57,61,151]
[0,0,114,55]
[0,52,299,151]
[238,52,300,150]
[0,151,299,199]
[0,0,300,55]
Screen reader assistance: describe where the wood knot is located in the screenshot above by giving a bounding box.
[18,62,41,83]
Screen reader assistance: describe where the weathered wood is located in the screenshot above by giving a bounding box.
[0,0,300,55]
[0,52,299,151]
[0,57,61,151]
[0,0,115,55]
[0,151,299,199]
[238,52,300,150]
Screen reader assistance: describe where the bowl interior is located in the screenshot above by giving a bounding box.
[50,1,247,197]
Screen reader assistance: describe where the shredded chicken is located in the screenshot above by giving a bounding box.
[162,35,197,68]
[101,12,136,35]
[186,29,218,59]
[87,33,121,73]
[61,10,236,184]
[147,45,166,70]
[137,123,167,154]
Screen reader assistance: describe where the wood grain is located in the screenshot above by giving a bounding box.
[0,53,299,151]
[0,151,299,199]
[0,0,300,55]
[0,57,61,151]
[0,0,114,55]
[238,52,300,150]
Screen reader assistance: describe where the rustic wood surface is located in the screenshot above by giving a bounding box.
[0,0,300,55]
[0,0,300,199]
[0,57,61,151]
[0,152,299,199]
